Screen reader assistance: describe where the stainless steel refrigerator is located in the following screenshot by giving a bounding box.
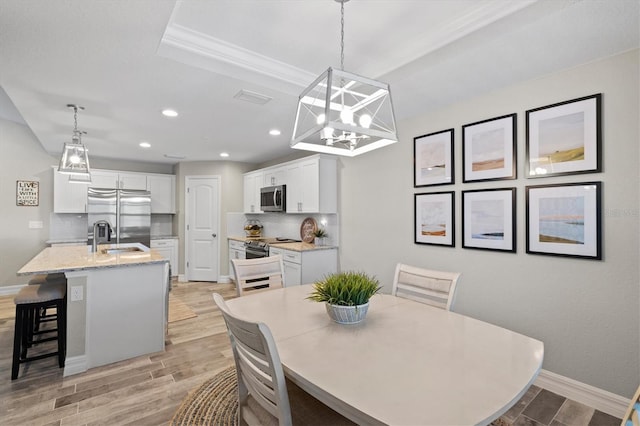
[87,188,151,248]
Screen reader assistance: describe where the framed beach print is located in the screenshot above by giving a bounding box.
[526,182,601,259]
[462,188,516,252]
[462,114,516,182]
[414,191,454,246]
[414,129,454,187]
[526,94,601,178]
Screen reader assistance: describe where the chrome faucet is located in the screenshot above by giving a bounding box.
[92,220,113,252]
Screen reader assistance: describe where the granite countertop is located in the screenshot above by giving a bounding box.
[17,243,168,275]
[228,236,337,252]
[47,236,178,245]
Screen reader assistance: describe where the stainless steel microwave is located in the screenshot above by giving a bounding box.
[260,185,286,212]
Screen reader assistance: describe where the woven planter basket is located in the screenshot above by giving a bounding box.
[325,302,369,324]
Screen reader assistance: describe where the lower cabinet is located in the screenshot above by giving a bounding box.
[228,240,246,281]
[269,247,337,286]
[150,239,178,276]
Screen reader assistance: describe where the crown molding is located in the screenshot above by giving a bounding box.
[159,23,316,90]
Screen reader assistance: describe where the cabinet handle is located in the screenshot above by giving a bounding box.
[212,233,217,238]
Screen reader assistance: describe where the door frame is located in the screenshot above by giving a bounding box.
[184,175,221,282]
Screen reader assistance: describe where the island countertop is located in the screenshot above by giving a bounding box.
[17,243,168,275]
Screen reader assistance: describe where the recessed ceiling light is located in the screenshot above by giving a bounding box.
[162,109,178,117]
[269,129,281,136]
[139,142,151,148]
[220,152,229,158]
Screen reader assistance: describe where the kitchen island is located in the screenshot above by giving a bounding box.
[17,243,169,376]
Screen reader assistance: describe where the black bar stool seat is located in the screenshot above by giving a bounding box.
[12,282,67,380]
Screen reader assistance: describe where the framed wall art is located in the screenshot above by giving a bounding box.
[462,113,516,182]
[414,191,454,247]
[462,188,516,252]
[526,94,601,178]
[16,180,39,206]
[526,182,601,260]
[414,129,454,187]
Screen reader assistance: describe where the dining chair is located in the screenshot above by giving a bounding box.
[231,255,285,297]
[391,263,461,311]
[622,384,640,426]
[212,293,354,426]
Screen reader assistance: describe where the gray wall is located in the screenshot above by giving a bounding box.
[338,49,639,398]
[0,118,57,286]
[174,161,254,277]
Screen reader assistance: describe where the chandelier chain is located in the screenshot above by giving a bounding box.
[73,106,78,133]
[340,0,344,71]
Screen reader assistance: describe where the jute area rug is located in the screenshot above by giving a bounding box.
[171,366,511,426]
[168,294,197,323]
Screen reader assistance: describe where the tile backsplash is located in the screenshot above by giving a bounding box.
[49,213,174,241]
[228,212,339,245]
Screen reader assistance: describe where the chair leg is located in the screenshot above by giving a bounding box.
[12,306,24,380]
[56,299,65,368]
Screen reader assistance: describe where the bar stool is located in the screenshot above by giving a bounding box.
[27,273,67,331]
[12,282,67,380]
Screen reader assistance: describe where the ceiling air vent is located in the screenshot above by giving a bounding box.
[233,89,272,105]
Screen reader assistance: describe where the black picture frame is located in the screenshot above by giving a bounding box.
[526,181,602,260]
[414,191,455,247]
[414,129,454,187]
[462,188,516,252]
[526,94,602,178]
[462,114,517,183]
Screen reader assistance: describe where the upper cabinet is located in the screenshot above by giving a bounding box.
[263,166,287,187]
[243,171,263,213]
[53,167,176,214]
[147,174,176,214]
[53,167,87,213]
[243,155,337,214]
[90,170,147,190]
[286,156,336,213]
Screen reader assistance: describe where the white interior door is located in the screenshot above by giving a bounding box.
[185,176,220,281]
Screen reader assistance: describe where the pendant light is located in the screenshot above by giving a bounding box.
[291,0,398,157]
[58,104,91,178]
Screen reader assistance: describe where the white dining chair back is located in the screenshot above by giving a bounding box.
[622,384,640,426]
[231,255,285,297]
[213,293,292,426]
[392,263,461,311]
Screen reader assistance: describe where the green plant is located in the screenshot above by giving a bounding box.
[312,228,328,238]
[307,271,381,306]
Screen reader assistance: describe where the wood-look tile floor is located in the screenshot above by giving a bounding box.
[0,281,623,426]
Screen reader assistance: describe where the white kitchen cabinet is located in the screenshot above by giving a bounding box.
[53,167,87,213]
[147,174,175,213]
[269,246,337,286]
[151,239,178,276]
[263,166,287,187]
[243,171,263,213]
[285,155,337,213]
[228,239,246,281]
[90,170,147,190]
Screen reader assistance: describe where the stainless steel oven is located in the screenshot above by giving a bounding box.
[244,240,269,258]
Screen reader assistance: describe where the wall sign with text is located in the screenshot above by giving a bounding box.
[16,180,39,206]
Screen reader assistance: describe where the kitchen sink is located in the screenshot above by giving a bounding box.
[101,246,144,255]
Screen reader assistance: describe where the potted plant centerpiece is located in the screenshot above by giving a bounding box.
[307,271,382,324]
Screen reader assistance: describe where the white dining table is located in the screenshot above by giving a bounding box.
[225,284,544,426]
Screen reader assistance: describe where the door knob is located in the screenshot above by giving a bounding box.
[212,233,217,238]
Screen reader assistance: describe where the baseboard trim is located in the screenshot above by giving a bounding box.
[63,355,88,377]
[0,284,25,296]
[534,369,629,418]
[218,275,231,284]
[178,274,186,282]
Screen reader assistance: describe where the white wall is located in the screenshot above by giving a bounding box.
[338,50,639,398]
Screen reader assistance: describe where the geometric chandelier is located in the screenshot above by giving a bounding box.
[58,104,91,178]
[291,0,397,157]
